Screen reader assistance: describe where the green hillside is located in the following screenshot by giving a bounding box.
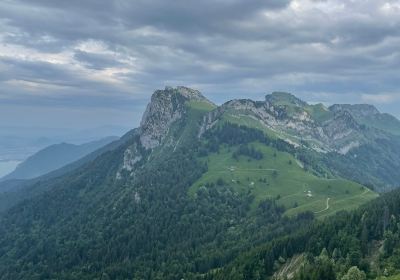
[361,113,400,136]
[0,87,398,280]
[190,141,377,218]
[222,112,280,139]
[213,188,400,280]
[304,103,333,123]
[1,136,118,180]
[379,276,400,280]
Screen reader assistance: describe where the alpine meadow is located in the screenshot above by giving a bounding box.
[1,1,400,280]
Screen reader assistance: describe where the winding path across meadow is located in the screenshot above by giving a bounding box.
[314,197,330,214]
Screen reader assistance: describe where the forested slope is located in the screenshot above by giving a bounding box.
[0,87,399,279]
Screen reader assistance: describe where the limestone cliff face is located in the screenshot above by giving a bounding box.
[329,104,380,118]
[118,86,212,178]
[120,88,396,179]
[116,140,143,179]
[199,92,384,154]
[139,86,210,149]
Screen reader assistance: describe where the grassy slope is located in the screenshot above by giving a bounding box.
[221,111,309,149]
[183,100,216,140]
[155,100,216,155]
[222,112,279,139]
[189,142,377,218]
[221,109,327,150]
[361,114,400,136]
[305,103,333,123]
[188,102,377,218]
[378,276,400,280]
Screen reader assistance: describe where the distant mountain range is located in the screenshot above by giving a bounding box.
[0,125,130,162]
[1,136,118,181]
[0,86,400,279]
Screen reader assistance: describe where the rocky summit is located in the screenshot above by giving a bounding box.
[199,91,397,154]
[1,86,400,280]
[118,86,400,190]
[139,86,213,149]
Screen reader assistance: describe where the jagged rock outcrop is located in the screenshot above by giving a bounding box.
[139,86,211,149]
[199,92,388,154]
[121,88,398,178]
[118,86,213,178]
[115,86,400,184]
[330,104,380,118]
[118,142,142,174]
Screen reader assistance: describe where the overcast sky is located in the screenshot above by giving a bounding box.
[1,0,400,131]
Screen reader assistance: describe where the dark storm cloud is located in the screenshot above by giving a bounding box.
[0,0,400,129]
[0,0,290,49]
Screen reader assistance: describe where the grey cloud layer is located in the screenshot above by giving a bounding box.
[0,0,399,127]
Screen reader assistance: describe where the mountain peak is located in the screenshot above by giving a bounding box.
[152,86,210,103]
[265,92,308,107]
[139,86,211,149]
[329,104,380,116]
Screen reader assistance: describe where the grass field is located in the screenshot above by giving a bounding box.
[163,100,216,152]
[189,142,378,218]
[222,112,279,139]
[378,276,400,280]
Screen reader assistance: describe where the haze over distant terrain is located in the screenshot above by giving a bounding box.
[1,136,118,180]
[1,0,400,279]
[0,86,399,279]
[2,0,400,278]
[0,124,129,177]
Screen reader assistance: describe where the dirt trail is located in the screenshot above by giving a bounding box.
[314,197,330,214]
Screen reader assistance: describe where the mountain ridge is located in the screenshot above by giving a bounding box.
[1,136,119,181]
[122,87,400,190]
[199,93,397,155]
[139,86,214,149]
[0,86,399,279]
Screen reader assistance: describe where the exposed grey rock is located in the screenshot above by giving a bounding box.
[116,141,143,179]
[199,93,388,154]
[126,86,398,176]
[139,86,210,149]
[118,86,216,178]
[122,143,142,172]
[329,104,380,117]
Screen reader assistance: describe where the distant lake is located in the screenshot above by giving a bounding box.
[0,160,21,178]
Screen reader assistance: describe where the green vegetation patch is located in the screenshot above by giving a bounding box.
[305,103,334,123]
[187,100,216,112]
[222,112,279,139]
[190,142,377,217]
